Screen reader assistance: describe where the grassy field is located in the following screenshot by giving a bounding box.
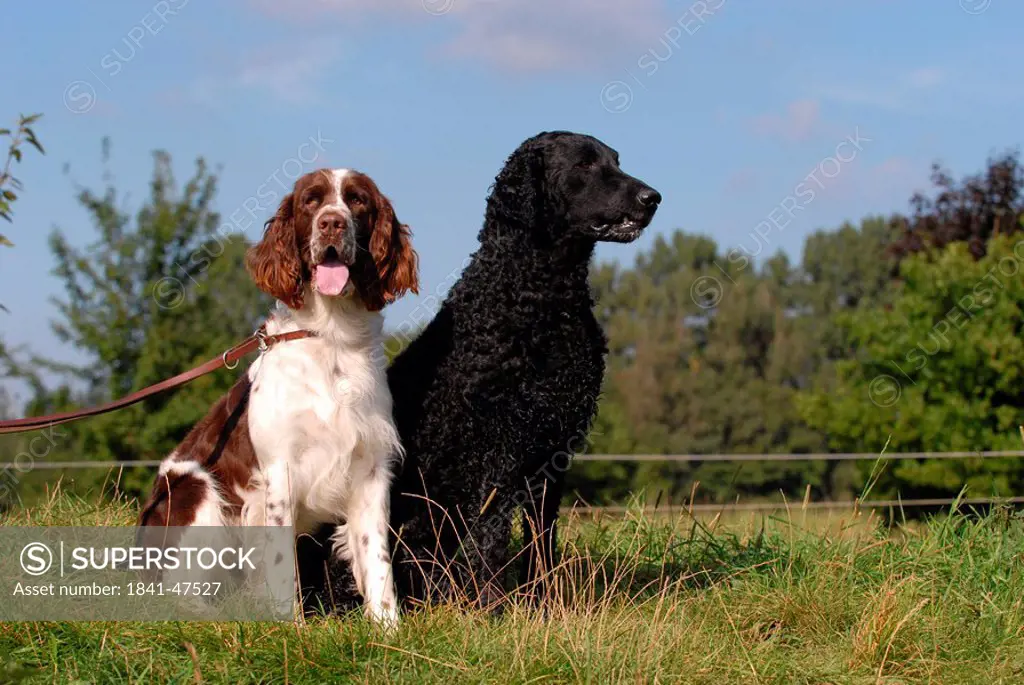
[1,487,1023,684]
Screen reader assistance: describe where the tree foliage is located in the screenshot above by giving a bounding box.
[797,150,1024,498]
[798,232,1024,497]
[570,219,893,503]
[889,150,1024,261]
[0,113,45,236]
[1,143,269,498]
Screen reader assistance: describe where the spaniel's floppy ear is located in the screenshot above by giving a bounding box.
[245,193,305,309]
[363,190,419,312]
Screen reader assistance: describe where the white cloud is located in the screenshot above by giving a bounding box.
[905,67,944,89]
[249,0,669,73]
[235,44,342,104]
[820,67,946,111]
[248,0,431,18]
[723,167,758,194]
[819,85,905,111]
[443,0,667,72]
[750,99,821,142]
[178,42,342,107]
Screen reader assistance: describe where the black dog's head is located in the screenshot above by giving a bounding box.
[488,131,661,245]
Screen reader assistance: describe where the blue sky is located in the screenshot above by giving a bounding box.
[0,0,1021,401]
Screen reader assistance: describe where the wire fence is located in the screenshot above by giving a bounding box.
[5,450,1024,471]
[0,460,163,470]
[573,451,1024,462]
[5,453,1024,513]
[572,496,1024,515]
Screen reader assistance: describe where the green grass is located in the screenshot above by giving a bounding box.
[2,487,1024,683]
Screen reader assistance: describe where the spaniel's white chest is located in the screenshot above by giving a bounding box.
[249,340,385,443]
[244,336,399,525]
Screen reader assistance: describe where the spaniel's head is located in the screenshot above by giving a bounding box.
[246,169,419,312]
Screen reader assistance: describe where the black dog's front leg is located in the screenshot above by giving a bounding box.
[520,472,565,602]
[297,525,362,615]
[452,493,516,611]
[388,485,513,610]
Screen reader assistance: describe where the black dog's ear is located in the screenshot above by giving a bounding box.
[487,139,546,232]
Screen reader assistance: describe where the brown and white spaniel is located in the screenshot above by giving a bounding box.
[139,169,418,626]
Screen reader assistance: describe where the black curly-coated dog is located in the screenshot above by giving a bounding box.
[301,131,660,610]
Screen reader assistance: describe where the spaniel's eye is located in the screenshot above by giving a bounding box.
[348,194,367,207]
[304,194,321,207]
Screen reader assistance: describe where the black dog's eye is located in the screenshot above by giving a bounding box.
[575,160,597,170]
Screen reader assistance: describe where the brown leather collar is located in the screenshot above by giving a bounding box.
[0,325,316,435]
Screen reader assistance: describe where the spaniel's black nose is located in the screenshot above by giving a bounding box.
[637,188,662,207]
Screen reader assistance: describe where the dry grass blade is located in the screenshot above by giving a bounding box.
[367,642,468,671]
[183,641,203,684]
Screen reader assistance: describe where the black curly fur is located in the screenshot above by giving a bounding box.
[301,131,660,611]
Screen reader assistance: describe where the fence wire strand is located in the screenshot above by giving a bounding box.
[4,453,1023,512]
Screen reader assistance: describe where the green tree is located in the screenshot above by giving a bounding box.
[0,113,44,232]
[1,142,270,499]
[0,113,44,315]
[798,232,1024,498]
[575,231,832,504]
[889,150,1023,261]
[797,216,898,492]
[571,215,901,505]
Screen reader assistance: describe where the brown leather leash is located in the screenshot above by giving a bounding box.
[0,326,315,435]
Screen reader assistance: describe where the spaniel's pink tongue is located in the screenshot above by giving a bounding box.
[314,262,350,296]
